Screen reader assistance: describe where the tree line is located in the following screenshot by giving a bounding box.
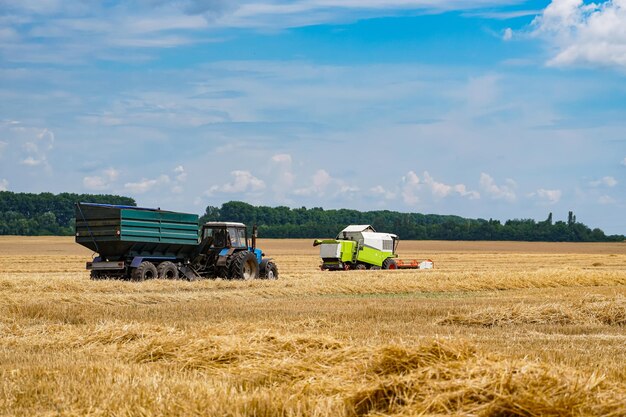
[200,201,625,242]
[0,191,135,235]
[0,193,623,241]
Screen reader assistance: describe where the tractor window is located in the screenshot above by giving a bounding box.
[211,228,227,247]
[228,227,247,248]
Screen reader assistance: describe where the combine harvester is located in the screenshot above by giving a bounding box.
[313,225,433,271]
[75,202,278,281]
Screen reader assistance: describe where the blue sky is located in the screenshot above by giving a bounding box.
[1,0,625,234]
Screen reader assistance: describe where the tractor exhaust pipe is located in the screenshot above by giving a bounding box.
[252,225,258,250]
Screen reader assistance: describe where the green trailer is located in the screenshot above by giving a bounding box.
[75,203,278,281]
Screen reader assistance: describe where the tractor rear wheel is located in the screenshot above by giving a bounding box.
[157,261,179,279]
[228,251,259,280]
[131,261,157,281]
[382,258,398,270]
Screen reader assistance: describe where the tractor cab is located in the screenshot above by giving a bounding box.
[201,222,248,249]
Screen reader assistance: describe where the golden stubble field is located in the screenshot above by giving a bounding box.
[1,236,626,416]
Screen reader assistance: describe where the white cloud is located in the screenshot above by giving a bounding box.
[590,176,618,188]
[83,168,119,191]
[83,176,108,191]
[0,179,8,191]
[174,165,187,182]
[480,173,516,202]
[400,170,479,205]
[621,157,626,166]
[270,153,295,201]
[599,195,615,205]
[401,170,421,205]
[294,169,332,196]
[533,0,626,68]
[8,126,55,167]
[271,153,292,164]
[206,170,265,195]
[453,184,481,200]
[503,27,513,41]
[536,188,562,204]
[125,174,171,194]
[370,185,396,200]
[293,169,360,198]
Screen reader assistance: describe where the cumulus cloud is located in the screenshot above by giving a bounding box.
[7,126,55,167]
[535,188,562,204]
[125,174,171,194]
[0,178,8,191]
[370,185,396,200]
[270,153,295,200]
[598,195,615,205]
[83,168,119,191]
[480,173,516,202]
[590,176,618,187]
[401,170,479,205]
[206,170,265,195]
[294,169,332,196]
[174,165,187,182]
[532,0,626,68]
[503,27,513,41]
[401,170,421,205]
[293,169,360,197]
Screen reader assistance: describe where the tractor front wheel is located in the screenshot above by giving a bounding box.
[260,260,279,280]
[229,251,259,280]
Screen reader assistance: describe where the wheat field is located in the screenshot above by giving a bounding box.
[1,236,626,416]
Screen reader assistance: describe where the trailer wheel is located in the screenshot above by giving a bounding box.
[90,270,105,280]
[157,261,179,279]
[382,258,398,270]
[354,264,367,271]
[260,260,279,280]
[131,261,158,281]
[229,251,259,280]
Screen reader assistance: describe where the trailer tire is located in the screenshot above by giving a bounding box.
[229,251,259,280]
[90,270,106,280]
[382,258,398,270]
[260,260,278,280]
[131,261,158,281]
[157,261,179,279]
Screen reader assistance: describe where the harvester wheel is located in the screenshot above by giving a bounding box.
[157,261,179,279]
[382,258,398,270]
[260,260,279,280]
[131,261,157,281]
[354,264,367,270]
[228,251,259,280]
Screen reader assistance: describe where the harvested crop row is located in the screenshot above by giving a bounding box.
[440,295,626,327]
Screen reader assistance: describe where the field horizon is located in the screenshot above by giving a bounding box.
[2,237,626,415]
